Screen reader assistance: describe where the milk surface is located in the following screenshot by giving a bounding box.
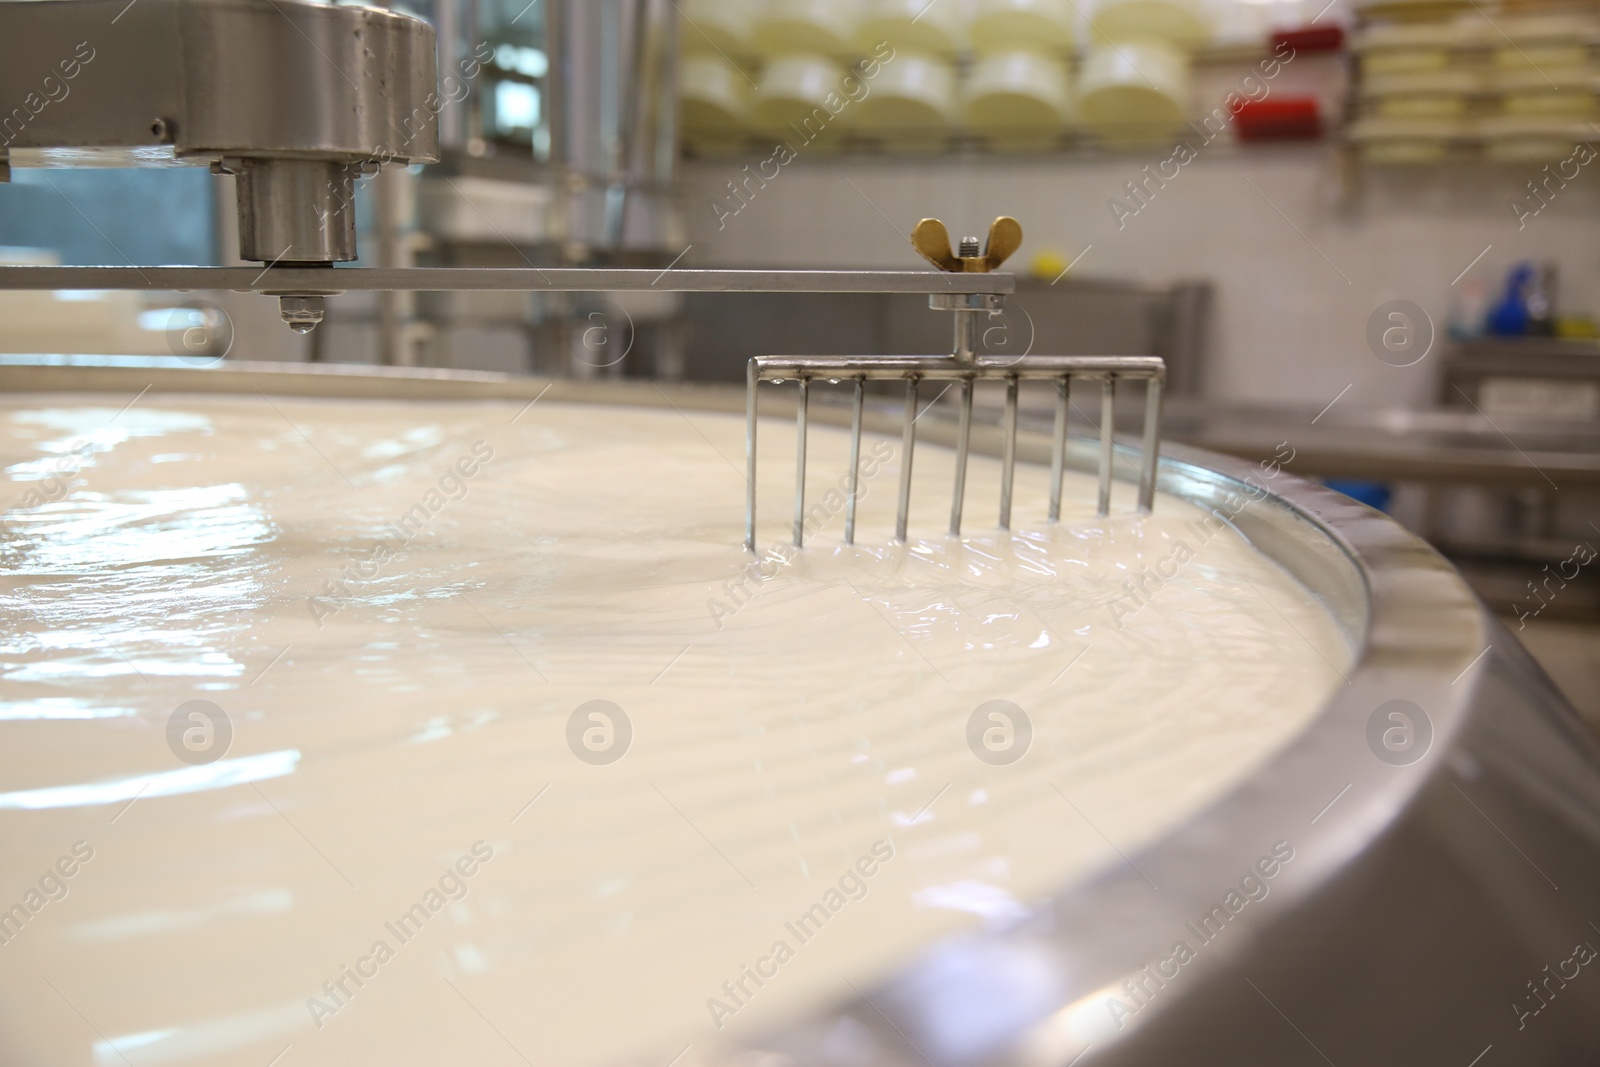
[0,395,1347,1066]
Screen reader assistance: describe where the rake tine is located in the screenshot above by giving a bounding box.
[747,353,1162,547]
[843,376,865,544]
[1049,376,1068,523]
[896,377,918,543]
[950,375,973,537]
[745,359,758,552]
[792,377,809,547]
[1139,376,1163,514]
[999,374,1019,530]
[1097,376,1115,517]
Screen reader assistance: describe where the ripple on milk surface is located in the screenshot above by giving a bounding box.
[0,396,1346,1067]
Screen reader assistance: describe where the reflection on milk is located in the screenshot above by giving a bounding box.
[0,397,1347,1067]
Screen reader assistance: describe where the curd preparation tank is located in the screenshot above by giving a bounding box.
[0,358,1598,1067]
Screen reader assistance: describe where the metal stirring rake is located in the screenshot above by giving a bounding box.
[744,217,1166,552]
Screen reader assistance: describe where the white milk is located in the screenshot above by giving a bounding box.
[0,395,1347,1067]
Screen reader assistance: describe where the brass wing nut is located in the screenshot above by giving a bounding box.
[912,216,1023,273]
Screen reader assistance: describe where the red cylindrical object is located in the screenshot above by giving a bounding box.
[1234,97,1323,141]
[1271,25,1345,53]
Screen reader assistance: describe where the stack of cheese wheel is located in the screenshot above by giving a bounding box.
[859,0,965,59]
[748,0,857,148]
[1089,0,1209,50]
[1076,40,1190,143]
[752,0,860,60]
[681,0,756,58]
[848,0,962,150]
[963,0,1076,150]
[969,0,1077,52]
[678,0,756,152]
[1076,0,1205,143]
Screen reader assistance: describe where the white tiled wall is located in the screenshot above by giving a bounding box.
[680,147,1600,408]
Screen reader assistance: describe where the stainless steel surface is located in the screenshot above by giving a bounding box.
[0,0,437,162]
[723,434,1600,1067]
[746,354,1166,550]
[0,266,1015,295]
[954,309,979,363]
[929,292,1009,314]
[676,280,1206,388]
[0,0,437,271]
[2,356,1594,1065]
[1153,396,1598,597]
[0,264,1010,343]
[370,165,417,367]
[745,357,1165,380]
[1442,339,1600,427]
[740,402,1597,1067]
[433,0,466,150]
[1157,398,1600,486]
[234,159,359,264]
[415,0,680,373]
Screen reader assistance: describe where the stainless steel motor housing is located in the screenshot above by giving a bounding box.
[0,0,440,263]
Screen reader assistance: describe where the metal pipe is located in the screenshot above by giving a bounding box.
[372,165,411,367]
[603,0,641,249]
[950,376,973,537]
[435,0,463,147]
[548,0,678,258]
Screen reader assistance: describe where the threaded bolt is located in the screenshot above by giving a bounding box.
[958,236,981,258]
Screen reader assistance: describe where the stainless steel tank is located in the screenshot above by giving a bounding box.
[738,390,1600,1067]
[2,356,1597,1066]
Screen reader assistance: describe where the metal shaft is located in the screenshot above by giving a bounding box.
[235,160,359,264]
[896,378,919,543]
[1000,375,1019,530]
[1098,377,1115,517]
[953,312,977,364]
[846,377,864,545]
[1049,377,1068,522]
[793,378,809,547]
[1139,377,1164,514]
[950,376,973,537]
[0,266,1015,296]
